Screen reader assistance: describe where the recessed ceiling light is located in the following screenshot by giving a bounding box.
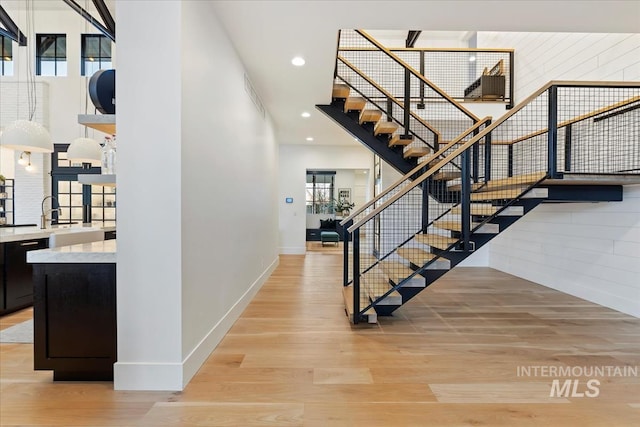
[301,112,311,118]
[468,56,476,62]
[306,137,314,142]
[291,56,306,66]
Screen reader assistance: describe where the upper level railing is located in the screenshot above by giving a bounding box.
[343,81,639,322]
[337,30,479,147]
[340,45,514,108]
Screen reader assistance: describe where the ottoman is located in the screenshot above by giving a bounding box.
[320,231,340,246]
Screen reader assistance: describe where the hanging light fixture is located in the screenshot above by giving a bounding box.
[0,0,53,154]
[67,137,101,162]
[0,120,53,152]
[17,151,30,165]
[65,1,103,167]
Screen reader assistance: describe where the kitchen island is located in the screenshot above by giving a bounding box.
[27,240,117,381]
[0,223,115,315]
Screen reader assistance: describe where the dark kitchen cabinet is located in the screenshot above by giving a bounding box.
[33,262,117,380]
[0,239,49,315]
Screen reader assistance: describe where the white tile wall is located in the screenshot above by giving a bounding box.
[13,151,50,225]
[1,82,50,225]
[477,32,640,101]
[490,186,640,317]
[477,32,640,317]
[0,82,49,128]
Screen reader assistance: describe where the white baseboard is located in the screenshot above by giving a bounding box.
[279,246,305,255]
[114,362,183,391]
[114,256,280,391]
[181,256,279,387]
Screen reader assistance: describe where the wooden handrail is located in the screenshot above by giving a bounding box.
[340,117,492,227]
[356,29,480,123]
[337,56,440,138]
[491,95,640,145]
[347,80,639,233]
[484,59,505,76]
[339,47,515,53]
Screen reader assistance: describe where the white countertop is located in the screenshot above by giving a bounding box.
[0,223,115,243]
[27,239,116,264]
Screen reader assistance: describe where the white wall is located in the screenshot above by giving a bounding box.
[476,31,640,317]
[491,186,640,317]
[0,148,15,179]
[477,32,640,101]
[180,0,279,386]
[279,144,373,254]
[115,0,183,391]
[116,0,279,391]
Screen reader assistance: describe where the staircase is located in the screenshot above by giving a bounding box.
[317,30,640,324]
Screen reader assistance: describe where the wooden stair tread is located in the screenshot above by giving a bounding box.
[451,204,524,216]
[374,121,399,136]
[396,248,435,266]
[344,97,366,113]
[433,171,461,181]
[448,172,547,192]
[389,134,414,147]
[413,234,458,250]
[470,187,528,201]
[359,109,382,124]
[434,220,499,234]
[404,147,431,159]
[380,261,416,284]
[434,220,467,231]
[332,83,350,99]
[451,203,497,216]
[342,285,377,324]
[363,275,402,305]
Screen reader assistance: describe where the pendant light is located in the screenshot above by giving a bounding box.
[66,0,103,166]
[67,137,101,162]
[0,0,53,154]
[0,120,53,152]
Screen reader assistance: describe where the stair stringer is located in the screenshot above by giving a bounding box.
[317,104,417,175]
[368,198,545,316]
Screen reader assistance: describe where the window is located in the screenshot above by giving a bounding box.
[1,36,13,76]
[306,171,335,214]
[81,34,112,76]
[36,34,67,76]
[51,144,116,226]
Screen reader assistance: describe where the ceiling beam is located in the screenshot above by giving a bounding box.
[405,30,421,48]
[0,5,27,46]
[61,0,115,42]
[92,0,115,36]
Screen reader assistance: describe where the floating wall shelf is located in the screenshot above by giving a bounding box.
[78,114,116,134]
[78,174,116,187]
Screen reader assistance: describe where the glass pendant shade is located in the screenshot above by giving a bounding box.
[0,120,53,153]
[67,137,102,162]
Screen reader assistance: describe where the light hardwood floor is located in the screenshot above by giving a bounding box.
[1,248,639,426]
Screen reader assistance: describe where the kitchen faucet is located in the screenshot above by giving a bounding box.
[41,195,60,229]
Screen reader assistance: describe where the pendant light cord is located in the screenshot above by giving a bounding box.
[25,0,36,121]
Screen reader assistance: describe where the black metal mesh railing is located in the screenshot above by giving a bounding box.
[392,48,513,107]
[338,34,513,104]
[338,30,478,145]
[555,86,640,174]
[344,82,640,323]
[335,57,438,154]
